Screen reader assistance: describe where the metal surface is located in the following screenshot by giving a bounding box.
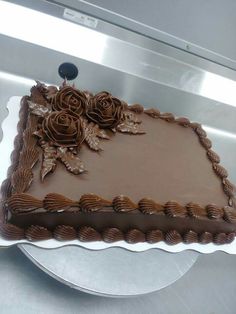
[1,1,236,134]
[19,245,198,297]
[0,0,236,302]
[7,0,236,70]
[0,247,236,314]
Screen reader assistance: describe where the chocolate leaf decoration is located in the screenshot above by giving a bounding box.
[28,101,51,117]
[122,110,142,124]
[96,128,110,140]
[40,141,57,181]
[33,129,44,139]
[68,147,79,155]
[57,147,86,175]
[45,86,58,100]
[31,84,48,106]
[116,120,145,134]
[82,119,106,151]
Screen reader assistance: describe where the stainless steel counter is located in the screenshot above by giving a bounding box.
[1,1,236,312]
[0,247,236,314]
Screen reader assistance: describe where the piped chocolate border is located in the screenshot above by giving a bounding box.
[0,223,235,245]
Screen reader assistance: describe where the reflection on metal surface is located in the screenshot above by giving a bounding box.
[0,71,35,86]
[1,1,236,109]
[71,0,236,70]
[200,72,236,107]
[203,126,236,140]
[0,1,107,64]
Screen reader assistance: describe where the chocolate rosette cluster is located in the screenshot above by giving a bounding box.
[28,82,143,180]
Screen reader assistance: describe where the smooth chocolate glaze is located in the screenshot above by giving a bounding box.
[27,113,229,205]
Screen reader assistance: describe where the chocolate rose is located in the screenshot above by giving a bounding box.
[42,111,83,147]
[52,86,87,117]
[86,91,124,128]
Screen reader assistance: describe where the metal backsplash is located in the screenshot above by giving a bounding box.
[0,0,236,181]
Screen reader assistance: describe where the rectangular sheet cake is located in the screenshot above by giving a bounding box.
[1,82,236,245]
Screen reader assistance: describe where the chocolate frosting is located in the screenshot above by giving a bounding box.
[102,228,124,242]
[42,111,84,147]
[190,122,201,130]
[214,232,227,244]
[12,135,24,164]
[11,168,33,193]
[25,225,52,241]
[159,112,175,122]
[175,117,190,127]
[128,104,144,113]
[23,127,37,148]
[0,178,12,199]
[226,232,235,244]
[125,229,145,243]
[165,230,182,245]
[207,150,220,163]
[199,231,213,244]
[43,193,78,212]
[86,91,124,128]
[0,220,235,244]
[79,194,111,212]
[213,163,228,179]
[54,225,77,241]
[183,230,198,243]
[6,192,235,228]
[186,202,207,219]
[164,201,186,218]
[195,126,207,137]
[1,82,236,244]
[30,84,48,106]
[222,179,236,197]
[146,230,163,243]
[144,108,160,118]
[138,198,164,214]
[51,86,87,118]
[7,193,43,214]
[78,226,102,241]
[113,196,137,212]
[19,147,39,169]
[223,206,236,223]
[0,223,24,240]
[200,137,212,149]
[206,204,223,220]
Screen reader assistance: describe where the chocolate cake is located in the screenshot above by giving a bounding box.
[1,81,236,245]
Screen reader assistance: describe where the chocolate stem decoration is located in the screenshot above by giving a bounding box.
[28,82,145,181]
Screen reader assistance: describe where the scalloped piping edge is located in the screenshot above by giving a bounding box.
[0,223,235,245]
